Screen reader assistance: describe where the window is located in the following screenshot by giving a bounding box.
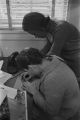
[0,0,52,29]
[0,0,69,29]
[10,0,52,28]
[54,0,69,20]
[0,0,8,28]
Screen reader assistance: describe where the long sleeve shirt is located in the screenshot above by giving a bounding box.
[41,21,80,79]
[33,55,80,120]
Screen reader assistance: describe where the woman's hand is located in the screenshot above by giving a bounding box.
[22,81,38,95]
[21,71,32,82]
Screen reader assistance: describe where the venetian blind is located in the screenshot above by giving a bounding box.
[8,0,52,29]
[0,0,69,29]
[54,0,69,20]
[0,0,8,28]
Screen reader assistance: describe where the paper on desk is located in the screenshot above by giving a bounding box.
[0,84,17,99]
[0,70,12,84]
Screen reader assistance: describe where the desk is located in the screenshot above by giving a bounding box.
[0,71,28,120]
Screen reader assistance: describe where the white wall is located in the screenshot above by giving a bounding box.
[67,0,80,31]
[0,30,46,57]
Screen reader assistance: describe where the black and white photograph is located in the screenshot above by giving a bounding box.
[0,0,80,120]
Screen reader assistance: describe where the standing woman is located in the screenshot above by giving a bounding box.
[22,12,80,84]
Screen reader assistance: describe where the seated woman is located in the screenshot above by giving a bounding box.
[20,48,80,120]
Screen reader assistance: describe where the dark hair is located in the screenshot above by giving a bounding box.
[25,48,45,64]
[1,51,19,74]
[16,49,29,70]
[22,12,50,31]
[16,48,45,69]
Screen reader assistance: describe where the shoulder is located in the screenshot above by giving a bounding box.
[57,20,78,32]
[44,59,78,88]
[56,21,70,30]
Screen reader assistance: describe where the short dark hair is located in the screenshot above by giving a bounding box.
[25,48,45,64]
[16,48,45,69]
[22,12,50,32]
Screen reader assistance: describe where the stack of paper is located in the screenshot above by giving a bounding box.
[0,84,17,99]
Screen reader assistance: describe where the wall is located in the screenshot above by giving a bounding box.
[67,0,80,31]
[0,30,46,57]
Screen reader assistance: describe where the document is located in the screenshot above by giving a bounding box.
[0,84,17,99]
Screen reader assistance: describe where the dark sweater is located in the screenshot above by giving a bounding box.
[41,21,80,79]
